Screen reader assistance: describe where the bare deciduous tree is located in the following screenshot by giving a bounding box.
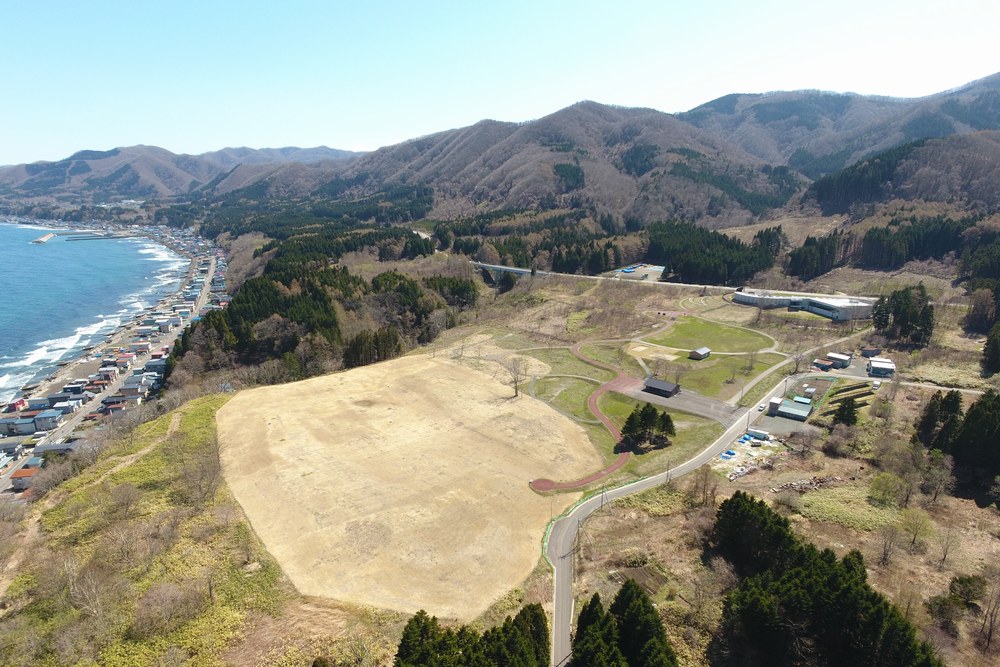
[108,483,142,521]
[502,356,529,398]
[936,525,958,570]
[979,576,1000,654]
[877,523,901,566]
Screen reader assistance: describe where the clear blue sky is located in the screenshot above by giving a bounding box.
[1,0,997,165]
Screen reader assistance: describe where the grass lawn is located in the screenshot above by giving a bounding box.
[644,315,773,353]
[673,353,784,400]
[523,347,617,382]
[597,392,725,477]
[533,376,600,422]
[798,483,900,532]
[580,343,646,378]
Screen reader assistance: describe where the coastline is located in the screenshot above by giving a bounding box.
[1,218,211,405]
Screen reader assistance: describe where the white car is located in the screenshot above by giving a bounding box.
[757,404,765,411]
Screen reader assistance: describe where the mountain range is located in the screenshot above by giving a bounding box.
[2,72,999,224]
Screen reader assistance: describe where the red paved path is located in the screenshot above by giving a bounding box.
[530,343,642,492]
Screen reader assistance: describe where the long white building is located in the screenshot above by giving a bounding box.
[733,288,876,321]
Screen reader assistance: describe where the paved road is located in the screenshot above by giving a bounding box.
[546,326,879,665]
[546,376,792,665]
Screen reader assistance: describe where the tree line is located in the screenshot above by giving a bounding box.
[914,388,1000,505]
[392,605,549,667]
[710,491,942,666]
[808,141,926,214]
[872,284,935,347]
[646,222,782,285]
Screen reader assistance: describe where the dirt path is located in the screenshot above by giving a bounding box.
[529,343,635,492]
[0,413,182,604]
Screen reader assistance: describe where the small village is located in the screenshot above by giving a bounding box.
[0,227,227,497]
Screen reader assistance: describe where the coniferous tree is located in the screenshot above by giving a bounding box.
[914,391,943,445]
[834,396,859,426]
[572,593,627,667]
[609,580,677,667]
[984,322,1000,374]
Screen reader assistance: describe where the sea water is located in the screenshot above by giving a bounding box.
[0,222,188,403]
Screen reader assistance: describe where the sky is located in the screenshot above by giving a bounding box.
[1,0,998,166]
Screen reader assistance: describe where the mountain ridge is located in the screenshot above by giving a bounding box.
[1,72,999,223]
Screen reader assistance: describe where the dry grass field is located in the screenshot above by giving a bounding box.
[216,354,603,621]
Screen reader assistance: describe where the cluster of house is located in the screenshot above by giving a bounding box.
[812,350,854,372]
[1,235,226,494]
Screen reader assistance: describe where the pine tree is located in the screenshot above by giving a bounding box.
[914,391,942,445]
[655,412,675,437]
[834,396,859,426]
[609,580,677,667]
[572,594,627,667]
[984,322,1000,374]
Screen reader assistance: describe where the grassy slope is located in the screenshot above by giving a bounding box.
[0,396,305,667]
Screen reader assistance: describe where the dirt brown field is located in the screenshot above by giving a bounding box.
[216,354,603,621]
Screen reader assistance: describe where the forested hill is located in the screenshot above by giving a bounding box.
[0,145,359,204]
[680,72,1000,178]
[212,101,799,229]
[807,131,1000,215]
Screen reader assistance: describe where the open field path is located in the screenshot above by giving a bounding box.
[529,344,638,492]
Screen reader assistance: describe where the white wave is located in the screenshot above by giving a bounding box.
[0,369,37,403]
[3,333,79,368]
[0,221,68,232]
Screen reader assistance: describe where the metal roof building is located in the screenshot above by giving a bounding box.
[776,399,812,421]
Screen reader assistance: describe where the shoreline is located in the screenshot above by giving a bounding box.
[1,219,211,404]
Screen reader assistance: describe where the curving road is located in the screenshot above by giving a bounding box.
[545,326,878,665]
[546,375,788,665]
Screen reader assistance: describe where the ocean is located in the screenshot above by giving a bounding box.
[0,222,188,403]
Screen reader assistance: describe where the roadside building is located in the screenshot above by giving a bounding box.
[767,397,782,416]
[689,347,711,360]
[776,399,812,421]
[867,357,896,377]
[643,377,680,398]
[10,467,39,491]
[13,418,37,435]
[0,417,20,436]
[0,441,24,459]
[4,397,27,413]
[26,397,51,411]
[826,352,852,369]
[33,409,64,431]
[813,358,834,371]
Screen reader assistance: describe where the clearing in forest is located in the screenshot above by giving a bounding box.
[216,353,602,620]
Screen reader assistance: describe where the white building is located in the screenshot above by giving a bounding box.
[867,357,896,377]
[733,289,876,321]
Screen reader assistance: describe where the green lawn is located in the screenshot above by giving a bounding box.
[523,347,617,382]
[798,484,900,532]
[597,392,725,477]
[644,316,773,352]
[533,376,599,422]
[579,343,646,378]
[671,352,784,400]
